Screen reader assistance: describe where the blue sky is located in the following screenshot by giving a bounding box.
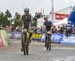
[0,0,75,17]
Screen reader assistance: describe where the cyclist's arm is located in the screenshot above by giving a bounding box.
[42,22,46,31]
[21,15,25,29]
[29,15,33,29]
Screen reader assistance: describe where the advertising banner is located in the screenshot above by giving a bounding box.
[41,33,63,43]
[61,34,75,45]
[0,30,8,48]
[0,34,4,47]
[51,33,63,42]
[55,13,69,20]
[0,30,8,47]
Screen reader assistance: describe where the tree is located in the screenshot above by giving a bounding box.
[5,9,12,18]
[0,10,12,26]
[0,12,5,26]
[5,9,12,26]
[34,12,42,19]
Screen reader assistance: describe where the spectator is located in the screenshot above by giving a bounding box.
[51,26,57,33]
[59,27,64,34]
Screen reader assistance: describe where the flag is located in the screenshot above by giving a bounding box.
[68,6,75,27]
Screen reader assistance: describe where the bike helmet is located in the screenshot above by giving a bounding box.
[24,8,29,12]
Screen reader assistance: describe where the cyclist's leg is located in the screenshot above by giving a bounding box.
[49,43,51,50]
[49,35,51,50]
[24,45,26,55]
[28,32,32,43]
[47,43,49,50]
[26,45,29,55]
[45,36,47,47]
[21,40,24,51]
[25,31,29,55]
[24,32,27,55]
[45,35,49,50]
[46,33,51,50]
[21,34,24,51]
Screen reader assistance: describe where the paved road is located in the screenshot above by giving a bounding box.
[0,40,75,61]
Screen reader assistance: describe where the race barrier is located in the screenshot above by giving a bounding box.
[8,31,42,40]
[41,33,64,43]
[8,31,75,45]
[0,30,8,48]
[31,33,42,41]
[8,31,21,39]
[61,34,75,45]
[41,33,75,45]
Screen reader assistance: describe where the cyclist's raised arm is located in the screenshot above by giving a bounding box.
[29,15,33,29]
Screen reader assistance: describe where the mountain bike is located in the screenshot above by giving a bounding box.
[21,29,29,55]
[45,31,51,50]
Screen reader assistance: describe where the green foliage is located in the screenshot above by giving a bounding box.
[0,12,8,26]
[0,12,4,25]
[0,10,23,30]
[5,9,12,18]
[0,10,12,27]
[34,12,41,19]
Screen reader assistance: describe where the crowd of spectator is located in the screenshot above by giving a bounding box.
[51,25,75,34]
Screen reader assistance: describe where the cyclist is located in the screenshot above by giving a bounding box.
[43,16,53,50]
[21,8,32,55]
